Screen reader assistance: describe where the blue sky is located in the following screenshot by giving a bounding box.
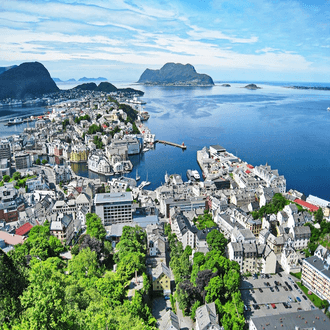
[1,0,329,82]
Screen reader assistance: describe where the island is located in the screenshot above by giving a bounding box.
[221,84,231,87]
[78,77,107,82]
[73,81,144,96]
[137,62,214,86]
[0,62,59,100]
[244,83,261,90]
[287,86,330,91]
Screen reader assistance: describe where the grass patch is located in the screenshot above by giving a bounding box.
[297,282,325,309]
[290,272,301,280]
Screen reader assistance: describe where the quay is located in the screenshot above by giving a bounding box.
[155,140,187,149]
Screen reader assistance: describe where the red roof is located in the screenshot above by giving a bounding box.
[245,170,251,174]
[247,164,254,169]
[15,222,33,236]
[102,124,107,128]
[294,199,319,212]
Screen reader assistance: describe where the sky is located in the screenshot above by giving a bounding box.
[1,0,329,82]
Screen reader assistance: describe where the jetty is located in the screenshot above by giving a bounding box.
[155,140,187,149]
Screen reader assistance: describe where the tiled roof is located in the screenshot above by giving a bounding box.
[15,222,33,236]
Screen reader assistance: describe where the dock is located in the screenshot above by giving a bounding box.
[155,140,187,149]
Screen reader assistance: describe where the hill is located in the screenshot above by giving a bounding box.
[0,62,59,100]
[78,77,107,82]
[0,65,17,75]
[137,62,214,86]
[73,82,144,95]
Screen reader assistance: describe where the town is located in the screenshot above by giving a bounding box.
[0,90,329,330]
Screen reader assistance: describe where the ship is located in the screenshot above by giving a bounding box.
[187,169,201,181]
[7,117,23,126]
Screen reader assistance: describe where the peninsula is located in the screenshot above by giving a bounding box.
[137,62,214,86]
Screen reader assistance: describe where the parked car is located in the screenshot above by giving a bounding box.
[283,302,288,309]
[302,295,307,300]
[278,273,282,277]
[253,304,260,310]
[311,305,315,309]
[294,284,298,290]
[271,303,276,309]
[251,289,255,293]
[298,290,303,294]
[297,307,302,311]
[288,296,292,302]
[288,277,293,282]
[267,282,271,286]
[296,296,301,302]
[164,296,170,300]
[264,282,268,286]
[265,304,270,309]
[166,307,172,311]
[270,287,274,292]
[275,286,279,292]
[287,302,292,308]
[259,288,263,293]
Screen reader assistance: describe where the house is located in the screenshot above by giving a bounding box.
[15,222,33,236]
[49,213,74,245]
[289,225,311,250]
[159,310,180,330]
[294,198,319,212]
[280,240,300,274]
[195,302,220,330]
[150,262,171,295]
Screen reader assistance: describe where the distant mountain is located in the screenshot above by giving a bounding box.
[0,65,17,75]
[78,77,107,82]
[137,63,214,86]
[0,62,59,100]
[52,78,62,82]
[73,82,144,95]
[66,78,76,82]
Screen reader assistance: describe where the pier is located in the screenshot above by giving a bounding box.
[155,140,187,149]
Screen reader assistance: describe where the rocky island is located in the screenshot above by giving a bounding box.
[0,62,59,100]
[73,81,144,95]
[221,84,231,87]
[244,83,261,90]
[137,62,214,86]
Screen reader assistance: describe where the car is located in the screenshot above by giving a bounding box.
[244,305,251,311]
[267,282,271,286]
[294,284,298,290]
[259,288,263,293]
[265,304,270,309]
[284,286,288,291]
[302,295,307,300]
[274,281,280,286]
[283,302,288,308]
[264,282,268,286]
[265,274,269,279]
[270,287,274,292]
[253,304,260,310]
[288,277,293,282]
[275,286,279,292]
[271,303,276,309]
[287,302,292,308]
[296,296,301,302]
[164,296,170,300]
[300,251,305,254]
[298,290,303,294]
[278,273,282,277]
[288,296,292,302]
[166,307,172,311]
[311,305,315,309]
[251,289,255,293]
[297,307,302,311]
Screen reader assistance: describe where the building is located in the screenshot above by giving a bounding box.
[306,194,330,208]
[94,192,133,225]
[49,213,74,245]
[150,262,171,295]
[70,144,88,162]
[280,240,300,274]
[0,139,11,161]
[195,302,220,330]
[14,152,31,169]
[159,310,180,330]
[301,245,330,302]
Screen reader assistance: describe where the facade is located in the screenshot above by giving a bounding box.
[49,213,74,245]
[0,139,11,161]
[280,241,300,274]
[301,245,330,302]
[70,144,88,162]
[94,192,133,225]
[151,262,171,295]
[14,152,31,169]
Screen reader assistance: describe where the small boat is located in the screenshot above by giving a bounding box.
[327,107,330,111]
[7,117,23,126]
[187,169,195,181]
[136,169,140,181]
[191,170,200,181]
[143,147,149,152]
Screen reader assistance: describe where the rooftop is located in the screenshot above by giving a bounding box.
[94,192,132,204]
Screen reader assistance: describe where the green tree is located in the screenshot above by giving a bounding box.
[3,175,10,182]
[42,159,48,165]
[86,213,106,240]
[205,276,224,303]
[35,158,41,165]
[12,172,21,181]
[206,229,227,254]
[315,208,324,223]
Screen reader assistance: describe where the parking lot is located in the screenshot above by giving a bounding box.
[240,272,315,320]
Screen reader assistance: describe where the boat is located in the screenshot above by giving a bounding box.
[143,147,150,152]
[7,117,23,126]
[327,107,330,111]
[186,169,195,181]
[136,169,140,181]
[191,170,201,181]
